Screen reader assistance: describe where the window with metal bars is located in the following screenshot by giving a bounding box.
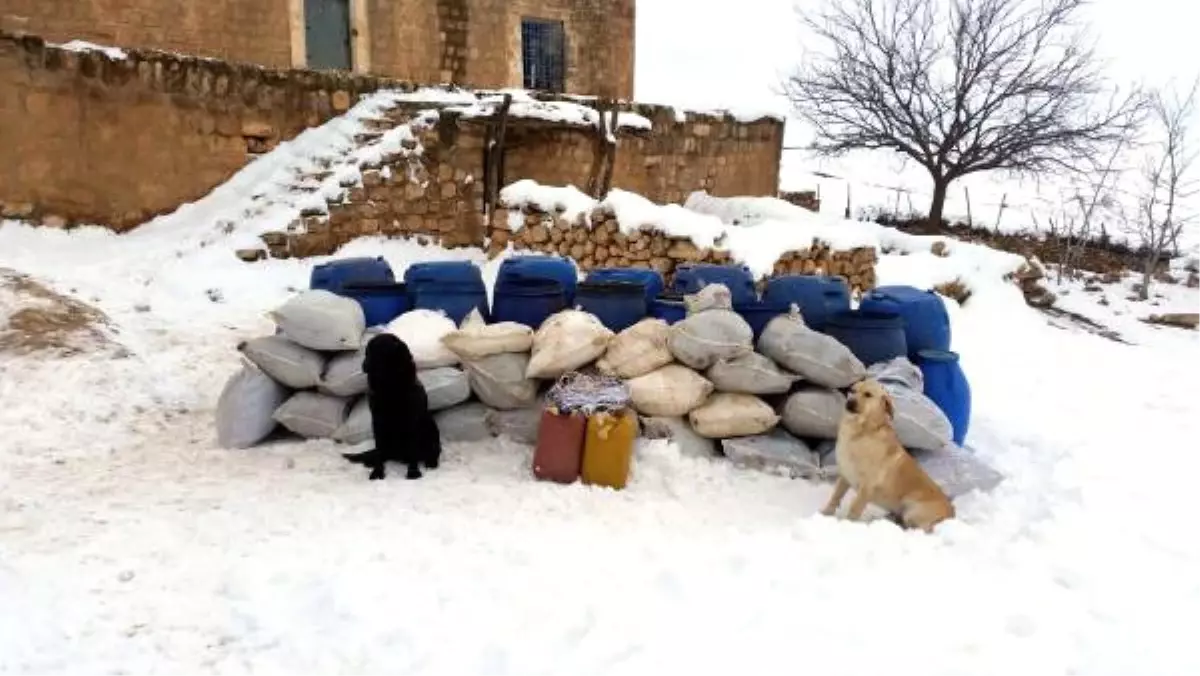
[521,18,566,93]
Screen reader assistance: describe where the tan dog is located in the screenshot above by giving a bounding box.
[820,379,954,532]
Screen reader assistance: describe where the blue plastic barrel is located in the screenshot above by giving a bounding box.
[859,286,951,355]
[575,281,648,333]
[734,299,792,341]
[649,293,688,325]
[670,264,758,306]
[411,281,490,325]
[762,275,851,331]
[915,350,972,446]
[310,256,394,292]
[403,261,484,289]
[498,256,578,304]
[492,278,567,329]
[338,281,410,328]
[585,268,664,306]
[823,310,908,367]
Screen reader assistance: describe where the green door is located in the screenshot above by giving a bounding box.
[305,0,352,71]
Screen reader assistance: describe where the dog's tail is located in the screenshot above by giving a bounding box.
[343,448,382,466]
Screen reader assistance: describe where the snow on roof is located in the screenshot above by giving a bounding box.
[53,40,128,60]
[448,93,654,132]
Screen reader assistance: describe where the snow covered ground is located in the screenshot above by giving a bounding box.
[2,197,1199,674]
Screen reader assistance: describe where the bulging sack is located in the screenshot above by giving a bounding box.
[867,356,924,391]
[879,380,954,452]
[238,335,326,389]
[667,309,754,370]
[683,283,734,313]
[332,397,372,445]
[418,367,472,411]
[485,405,543,444]
[216,360,291,449]
[435,403,493,443]
[270,290,365,351]
[441,308,534,360]
[721,430,822,479]
[596,318,673,379]
[781,388,846,440]
[688,393,780,439]
[626,364,714,417]
[319,329,381,397]
[757,309,865,388]
[273,391,352,439]
[640,416,718,459]
[463,352,539,410]
[525,310,614,379]
[706,352,799,395]
[386,309,460,368]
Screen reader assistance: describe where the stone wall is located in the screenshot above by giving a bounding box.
[2,0,635,98]
[0,32,392,230]
[0,0,294,69]
[435,106,783,205]
[257,102,785,261]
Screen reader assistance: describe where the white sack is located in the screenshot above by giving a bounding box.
[332,397,372,445]
[273,391,352,439]
[757,309,865,388]
[485,406,542,444]
[706,352,799,395]
[418,367,472,411]
[688,393,780,439]
[639,416,718,459]
[216,360,290,449]
[596,318,673,379]
[721,430,822,478]
[464,353,539,410]
[435,403,493,443]
[386,309,459,368]
[441,308,534,360]
[683,283,734,313]
[238,335,326,389]
[667,309,753,370]
[318,328,382,397]
[878,380,954,452]
[781,388,846,440]
[867,356,924,391]
[270,290,365,351]
[626,364,714,417]
[525,309,613,379]
[911,444,1004,498]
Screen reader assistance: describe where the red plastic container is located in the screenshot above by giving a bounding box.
[532,409,587,484]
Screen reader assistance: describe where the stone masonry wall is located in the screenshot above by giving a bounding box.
[3,0,635,99]
[0,0,294,69]
[0,32,394,230]
[259,101,786,261]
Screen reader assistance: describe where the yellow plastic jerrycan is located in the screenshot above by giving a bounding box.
[581,409,638,490]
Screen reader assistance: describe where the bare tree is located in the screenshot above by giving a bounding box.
[1132,78,1199,300]
[785,0,1143,224]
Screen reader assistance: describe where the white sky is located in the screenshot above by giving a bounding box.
[635,0,1196,116]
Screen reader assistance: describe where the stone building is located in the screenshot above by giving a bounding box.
[0,0,635,98]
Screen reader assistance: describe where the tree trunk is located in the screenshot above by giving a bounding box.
[928,177,949,226]
[1140,254,1158,301]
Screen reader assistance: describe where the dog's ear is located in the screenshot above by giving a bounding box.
[882,392,895,420]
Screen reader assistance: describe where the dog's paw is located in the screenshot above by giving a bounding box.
[406,467,423,480]
[424,458,439,470]
[369,467,386,481]
[819,506,838,518]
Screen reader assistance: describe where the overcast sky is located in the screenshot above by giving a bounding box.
[636,0,1197,117]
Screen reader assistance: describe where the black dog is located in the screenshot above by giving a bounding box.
[342,333,442,480]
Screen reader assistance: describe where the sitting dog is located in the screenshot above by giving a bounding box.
[820,379,954,532]
[342,333,442,481]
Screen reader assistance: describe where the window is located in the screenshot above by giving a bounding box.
[521,18,566,93]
